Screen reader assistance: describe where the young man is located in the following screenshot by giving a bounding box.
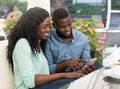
[45,8,95,74]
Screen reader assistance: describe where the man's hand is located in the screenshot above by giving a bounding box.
[55,59,86,73]
[82,63,95,74]
[67,59,86,71]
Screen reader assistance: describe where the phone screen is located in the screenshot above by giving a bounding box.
[84,58,97,67]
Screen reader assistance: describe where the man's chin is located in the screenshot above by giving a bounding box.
[57,32,72,39]
[63,35,72,39]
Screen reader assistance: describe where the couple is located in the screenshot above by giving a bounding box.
[7,7,95,89]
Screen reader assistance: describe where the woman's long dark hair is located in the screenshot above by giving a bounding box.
[7,7,49,72]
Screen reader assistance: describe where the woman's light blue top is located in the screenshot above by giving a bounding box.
[12,38,49,89]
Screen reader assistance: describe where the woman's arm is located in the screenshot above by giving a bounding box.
[35,72,85,86]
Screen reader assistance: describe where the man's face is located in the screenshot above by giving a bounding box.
[53,16,72,38]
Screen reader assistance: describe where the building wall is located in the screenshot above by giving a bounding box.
[27,0,50,14]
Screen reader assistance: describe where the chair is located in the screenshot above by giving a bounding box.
[0,40,14,89]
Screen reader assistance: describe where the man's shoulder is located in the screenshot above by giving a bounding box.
[49,29,57,37]
[72,29,86,37]
[50,29,56,33]
[47,30,56,41]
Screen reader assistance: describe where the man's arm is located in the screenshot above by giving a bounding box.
[45,42,85,73]
[56,59,86,73]
[81,39,91,60]
[55,60,69,73]
[45,39,70,73]
[45,41,56,73]
[45,36,87,73]
[81,39,95,73]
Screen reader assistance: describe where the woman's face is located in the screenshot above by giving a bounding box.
[38,17,51,40]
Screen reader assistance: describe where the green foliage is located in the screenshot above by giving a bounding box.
[0,0,15,5]
[0,0,27,13]
[3,8,23,34]
[66,0,72,7]
[72,19,97,50]
[68,3,107,15]
[111,0,120,10]
[13,1,28,13]
[50,0,54,7]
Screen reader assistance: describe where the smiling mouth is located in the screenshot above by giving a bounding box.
[43,33,49,37]
[65,31,71,36]
[66,31,70,34]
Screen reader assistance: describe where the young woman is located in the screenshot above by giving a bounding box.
[7,7,85,89]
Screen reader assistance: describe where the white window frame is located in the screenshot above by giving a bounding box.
[106,0,120,29]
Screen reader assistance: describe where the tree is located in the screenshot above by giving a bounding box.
[0,0,27,13]
[0,0,15,5]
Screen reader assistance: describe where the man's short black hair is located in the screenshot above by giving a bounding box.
[52,8,69,21]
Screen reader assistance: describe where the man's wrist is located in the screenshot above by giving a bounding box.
[64,60,69,68]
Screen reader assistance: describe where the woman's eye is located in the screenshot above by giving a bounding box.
[42,25,47,29]
[42,25,51,29]
[43,26,47,29]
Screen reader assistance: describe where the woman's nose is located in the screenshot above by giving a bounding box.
[46,27,51,32]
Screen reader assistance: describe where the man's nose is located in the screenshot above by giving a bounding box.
[65,26,71,31]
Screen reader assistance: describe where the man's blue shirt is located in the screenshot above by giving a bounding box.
[45,29,91,73]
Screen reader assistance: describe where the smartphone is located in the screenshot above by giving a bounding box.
[84,58,97,67]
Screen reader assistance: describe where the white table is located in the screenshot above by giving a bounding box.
[68,67,120,89]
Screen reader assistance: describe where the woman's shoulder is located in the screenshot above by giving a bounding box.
[15,38,30,48]
[17,38,28,43]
